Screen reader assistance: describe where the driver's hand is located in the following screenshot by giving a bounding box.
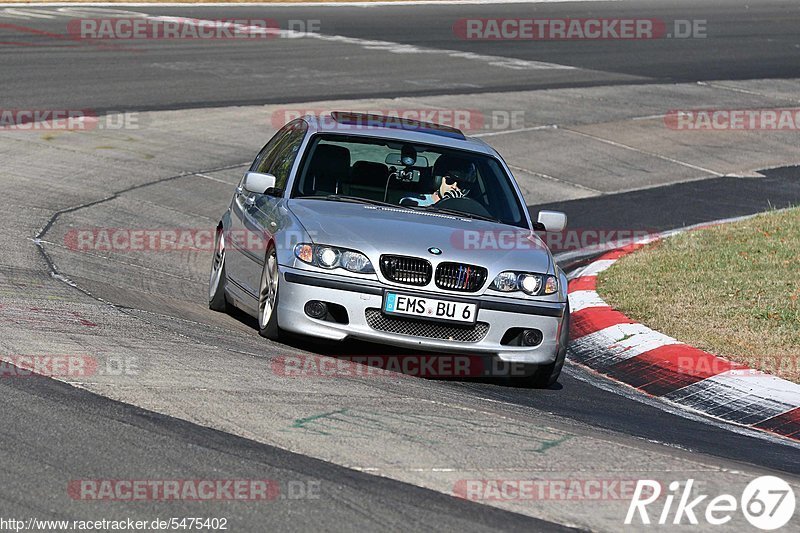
[442,189,465,200]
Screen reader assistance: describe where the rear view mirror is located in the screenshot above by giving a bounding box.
[243,172,277,194]
[537,210,567,232]
[385,154,429,167]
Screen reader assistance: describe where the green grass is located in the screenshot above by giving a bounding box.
[597,207,800,382]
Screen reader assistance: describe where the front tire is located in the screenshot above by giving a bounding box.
[258,245,283,341]
[208,226,230,312]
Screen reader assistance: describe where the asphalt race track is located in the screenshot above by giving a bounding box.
[2,1,800,531]
[2,0,800,112]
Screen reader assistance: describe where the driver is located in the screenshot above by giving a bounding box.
[402,156,477,207]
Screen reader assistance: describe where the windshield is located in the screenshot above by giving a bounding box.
[291,134,528,228]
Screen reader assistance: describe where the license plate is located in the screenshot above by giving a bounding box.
[383,292,477,324]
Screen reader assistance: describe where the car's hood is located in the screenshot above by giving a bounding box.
[287,199,553,274]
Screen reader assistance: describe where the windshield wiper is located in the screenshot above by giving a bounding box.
[295,194,400,208]
[295,195,498,221]
[424,206,502,224]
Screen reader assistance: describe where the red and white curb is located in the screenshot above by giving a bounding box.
[566,240,800,442]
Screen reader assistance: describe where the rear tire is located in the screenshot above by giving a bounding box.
[521,302,570,389]
[208,226,230,312]
[258,245,283,341]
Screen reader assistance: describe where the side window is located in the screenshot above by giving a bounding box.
[264,120,308,191]
[251,128,291,174]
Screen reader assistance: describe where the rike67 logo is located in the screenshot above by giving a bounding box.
[626,476,795,530]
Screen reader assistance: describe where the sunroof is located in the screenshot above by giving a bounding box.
[329,111,466,140]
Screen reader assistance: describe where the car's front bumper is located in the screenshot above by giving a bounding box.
[278,266,566,364]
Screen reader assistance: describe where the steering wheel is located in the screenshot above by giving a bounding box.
[434,196,494,219]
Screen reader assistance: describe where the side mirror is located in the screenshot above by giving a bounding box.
[537,210,567,232]
[243,172,277,194]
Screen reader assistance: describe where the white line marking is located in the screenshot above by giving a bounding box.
[0,7,59,18]
[127,14,579,71]
[665,374,800,426]
[576,258,617,278]
[0,1,621,7]
[571,323,681,366]
[299,31,575,70]
[631,113,668,121]
[193,172,237,184]
[567,289,608,313]
[40,11,576,72]
[473,124,556,138]
[675,371,800,410]
[564,362,800,449]
[562,127,725,177]
[0,6,149,19]
[699,80,800,104]
[506,163,603,193]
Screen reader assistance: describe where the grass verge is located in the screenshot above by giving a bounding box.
[597,207,800,383]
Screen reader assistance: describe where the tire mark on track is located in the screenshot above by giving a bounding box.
[33,161,248,293]
[28,161,271,359]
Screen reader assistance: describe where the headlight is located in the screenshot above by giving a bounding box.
[340,250,372,273]
[316,246,340,269]
[518,274,542,295]
[294,243,374,274]
[492,271,518,292]
[490,271,558,296]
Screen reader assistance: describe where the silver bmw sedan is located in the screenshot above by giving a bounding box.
[209,112,570,387]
